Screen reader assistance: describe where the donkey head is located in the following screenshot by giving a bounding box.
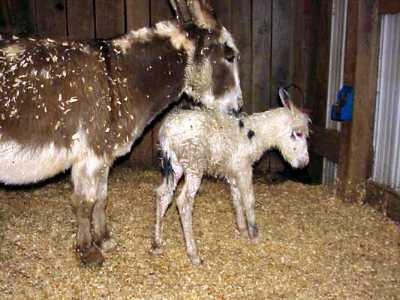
[276,88,310,169]
[171,0,243,113]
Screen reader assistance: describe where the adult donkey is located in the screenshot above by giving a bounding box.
[0,0,242,265]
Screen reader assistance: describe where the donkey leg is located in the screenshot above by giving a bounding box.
[237,173,259,241]
[229,181,247,236]
[91,166,116,252]
[71,158,105,266]
[176,173,202,265]
[152,164,183,254]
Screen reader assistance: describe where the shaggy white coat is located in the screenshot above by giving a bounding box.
[153,90,310,265]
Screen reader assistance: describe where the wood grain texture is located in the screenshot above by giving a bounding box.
[306,0,332,182]
[309,125,340,163]
[231,0,252,113]
[337,0,357,199]
[252,0,271,112]
[36,0,67,37]
[68,0,95,39]
[210,0,231,30]
[365,181,400,222]
[150,0,173,24]
[126,0,149,30]
[95,0,124,38]
[344,0,379,201]
[379,0,400,15]
[270,0,294,108]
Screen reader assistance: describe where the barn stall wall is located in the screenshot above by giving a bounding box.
[0,0,298,174]
[373,12,400,194]
[336,0,400,222]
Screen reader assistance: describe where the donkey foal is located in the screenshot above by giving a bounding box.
[153,88,310,265]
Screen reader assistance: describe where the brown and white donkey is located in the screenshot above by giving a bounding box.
[0,0,242,265]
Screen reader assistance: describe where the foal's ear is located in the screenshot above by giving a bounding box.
[278,87,293,111]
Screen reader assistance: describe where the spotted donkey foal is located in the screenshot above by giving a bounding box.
[153,88,310,265]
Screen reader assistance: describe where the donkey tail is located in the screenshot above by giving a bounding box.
[160,150,175,184]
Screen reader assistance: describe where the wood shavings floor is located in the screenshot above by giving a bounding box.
[0,165,399,299]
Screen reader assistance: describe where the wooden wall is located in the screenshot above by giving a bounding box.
[1,0,296,171]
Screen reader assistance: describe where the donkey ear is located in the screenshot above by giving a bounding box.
[278,87,293,111]
[170,0,192,24]
[186,0,218,29]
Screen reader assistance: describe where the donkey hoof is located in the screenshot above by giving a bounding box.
[150,242,163,255]
[77,245,104,266]
[249,224,260,242]
[234,227,248,238]
[100,238,117,253]
[190,256,203,266]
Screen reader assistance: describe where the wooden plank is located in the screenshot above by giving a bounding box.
[292,0,314,108]
[379,0,400,15]
[365,181,400,222]
[343,0,379,202]
[3,0,37,34]
[252,0,271,113]
[210,0,231,30]
[267,0,295,173]
[270,0,294,108]
[95,0,124,38]
[126,0,149,30]
[1,0,14,33]
[126,0,153,167]
[306,0,332,182]
[231,0,252,113]
[67,0,95,39]
[150,0,172,24]
[309,126,340,163]
[36,0,67,37]
[337,0,358,199]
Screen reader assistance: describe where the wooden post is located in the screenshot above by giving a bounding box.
[337,0,358,199]
[339,0,380,202]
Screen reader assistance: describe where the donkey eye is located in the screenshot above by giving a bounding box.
[224,43,235,63]
[291,132,303,139]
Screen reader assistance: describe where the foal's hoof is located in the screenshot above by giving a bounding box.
[100,238,117,253]
[77,245,104,266]
[150,242,163,255]
[234,227,248,238]
[249,224,260,242]
[189,255,203,266]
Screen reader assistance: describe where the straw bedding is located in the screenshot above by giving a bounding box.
[0,164,399,299]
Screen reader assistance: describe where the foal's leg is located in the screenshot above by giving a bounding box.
[228,180,247,236]
[71,157,106,265]
[236,171,259,241]
[91,166,116,252]
[152,163,183,254]
[176,172,202,265]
